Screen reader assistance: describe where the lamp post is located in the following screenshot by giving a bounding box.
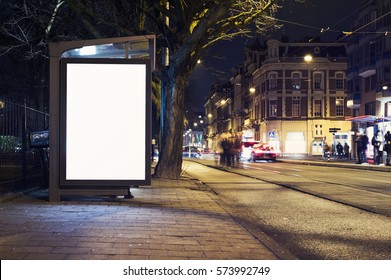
[189,133,192,158]
[183,129,192,158]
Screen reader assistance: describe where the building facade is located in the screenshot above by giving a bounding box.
[204,83,233,149]
[253,39,352,155]
[205,0,391,158]
[205,39,353,156]
[346,0,391,138]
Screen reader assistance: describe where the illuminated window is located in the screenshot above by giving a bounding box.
[336,98,344,116]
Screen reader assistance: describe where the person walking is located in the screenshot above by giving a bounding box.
[213,136,222,166]
[343,143,350,159]
[355,134,362,164]
[384,131,391,166]
[372,131,383,165]
[360,132,369,163]
[220,136,231,168]
[322,142,330,160]
[336,142,343,159]
[232,134,242,167]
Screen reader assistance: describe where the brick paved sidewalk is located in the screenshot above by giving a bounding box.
[0,176,279,260]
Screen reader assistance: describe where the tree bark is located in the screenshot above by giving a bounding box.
[154,74,187,179]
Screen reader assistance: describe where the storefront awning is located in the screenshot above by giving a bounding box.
[345,115,391,123]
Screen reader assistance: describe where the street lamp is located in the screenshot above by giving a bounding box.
[249,87,256,94]
[304,54,313,62]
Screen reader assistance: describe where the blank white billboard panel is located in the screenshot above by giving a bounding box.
[60,59,150,186]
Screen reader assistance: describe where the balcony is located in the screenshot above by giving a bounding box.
[376,85,391,102]
[358,57,376,78]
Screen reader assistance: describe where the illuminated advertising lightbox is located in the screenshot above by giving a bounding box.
[60,59,151,186]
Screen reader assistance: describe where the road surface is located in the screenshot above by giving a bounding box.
[183,159,391,259]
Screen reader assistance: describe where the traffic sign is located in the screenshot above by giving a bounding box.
[329,128,341,133]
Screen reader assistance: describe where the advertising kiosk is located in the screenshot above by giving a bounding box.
[48,36,155,201]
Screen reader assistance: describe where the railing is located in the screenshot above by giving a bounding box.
[0,98,49,194]
[264,57,348,64]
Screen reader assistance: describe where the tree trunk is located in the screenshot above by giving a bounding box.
[154,75,186,179]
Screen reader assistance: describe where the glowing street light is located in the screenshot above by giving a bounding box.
[304,54,313,62]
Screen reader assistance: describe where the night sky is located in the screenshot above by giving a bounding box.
[185,0,364,112]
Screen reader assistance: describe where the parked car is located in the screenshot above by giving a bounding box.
[250,144,277,162]
[183,146,202,158]
[241,141,260,161]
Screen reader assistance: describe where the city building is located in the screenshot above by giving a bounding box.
[251,39,352,155]
[204,82,233,150]
[205,0,391,158]
[206,39,353,156]
[346,0,391,140]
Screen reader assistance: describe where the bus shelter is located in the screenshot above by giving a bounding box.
[346,115,391,161]
[48,36,155,201]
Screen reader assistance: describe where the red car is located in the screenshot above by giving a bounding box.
[250,144,277,161]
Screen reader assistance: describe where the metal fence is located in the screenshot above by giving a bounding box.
[0,98,49,194]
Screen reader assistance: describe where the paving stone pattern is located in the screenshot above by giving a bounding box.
[0,177,278,260]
